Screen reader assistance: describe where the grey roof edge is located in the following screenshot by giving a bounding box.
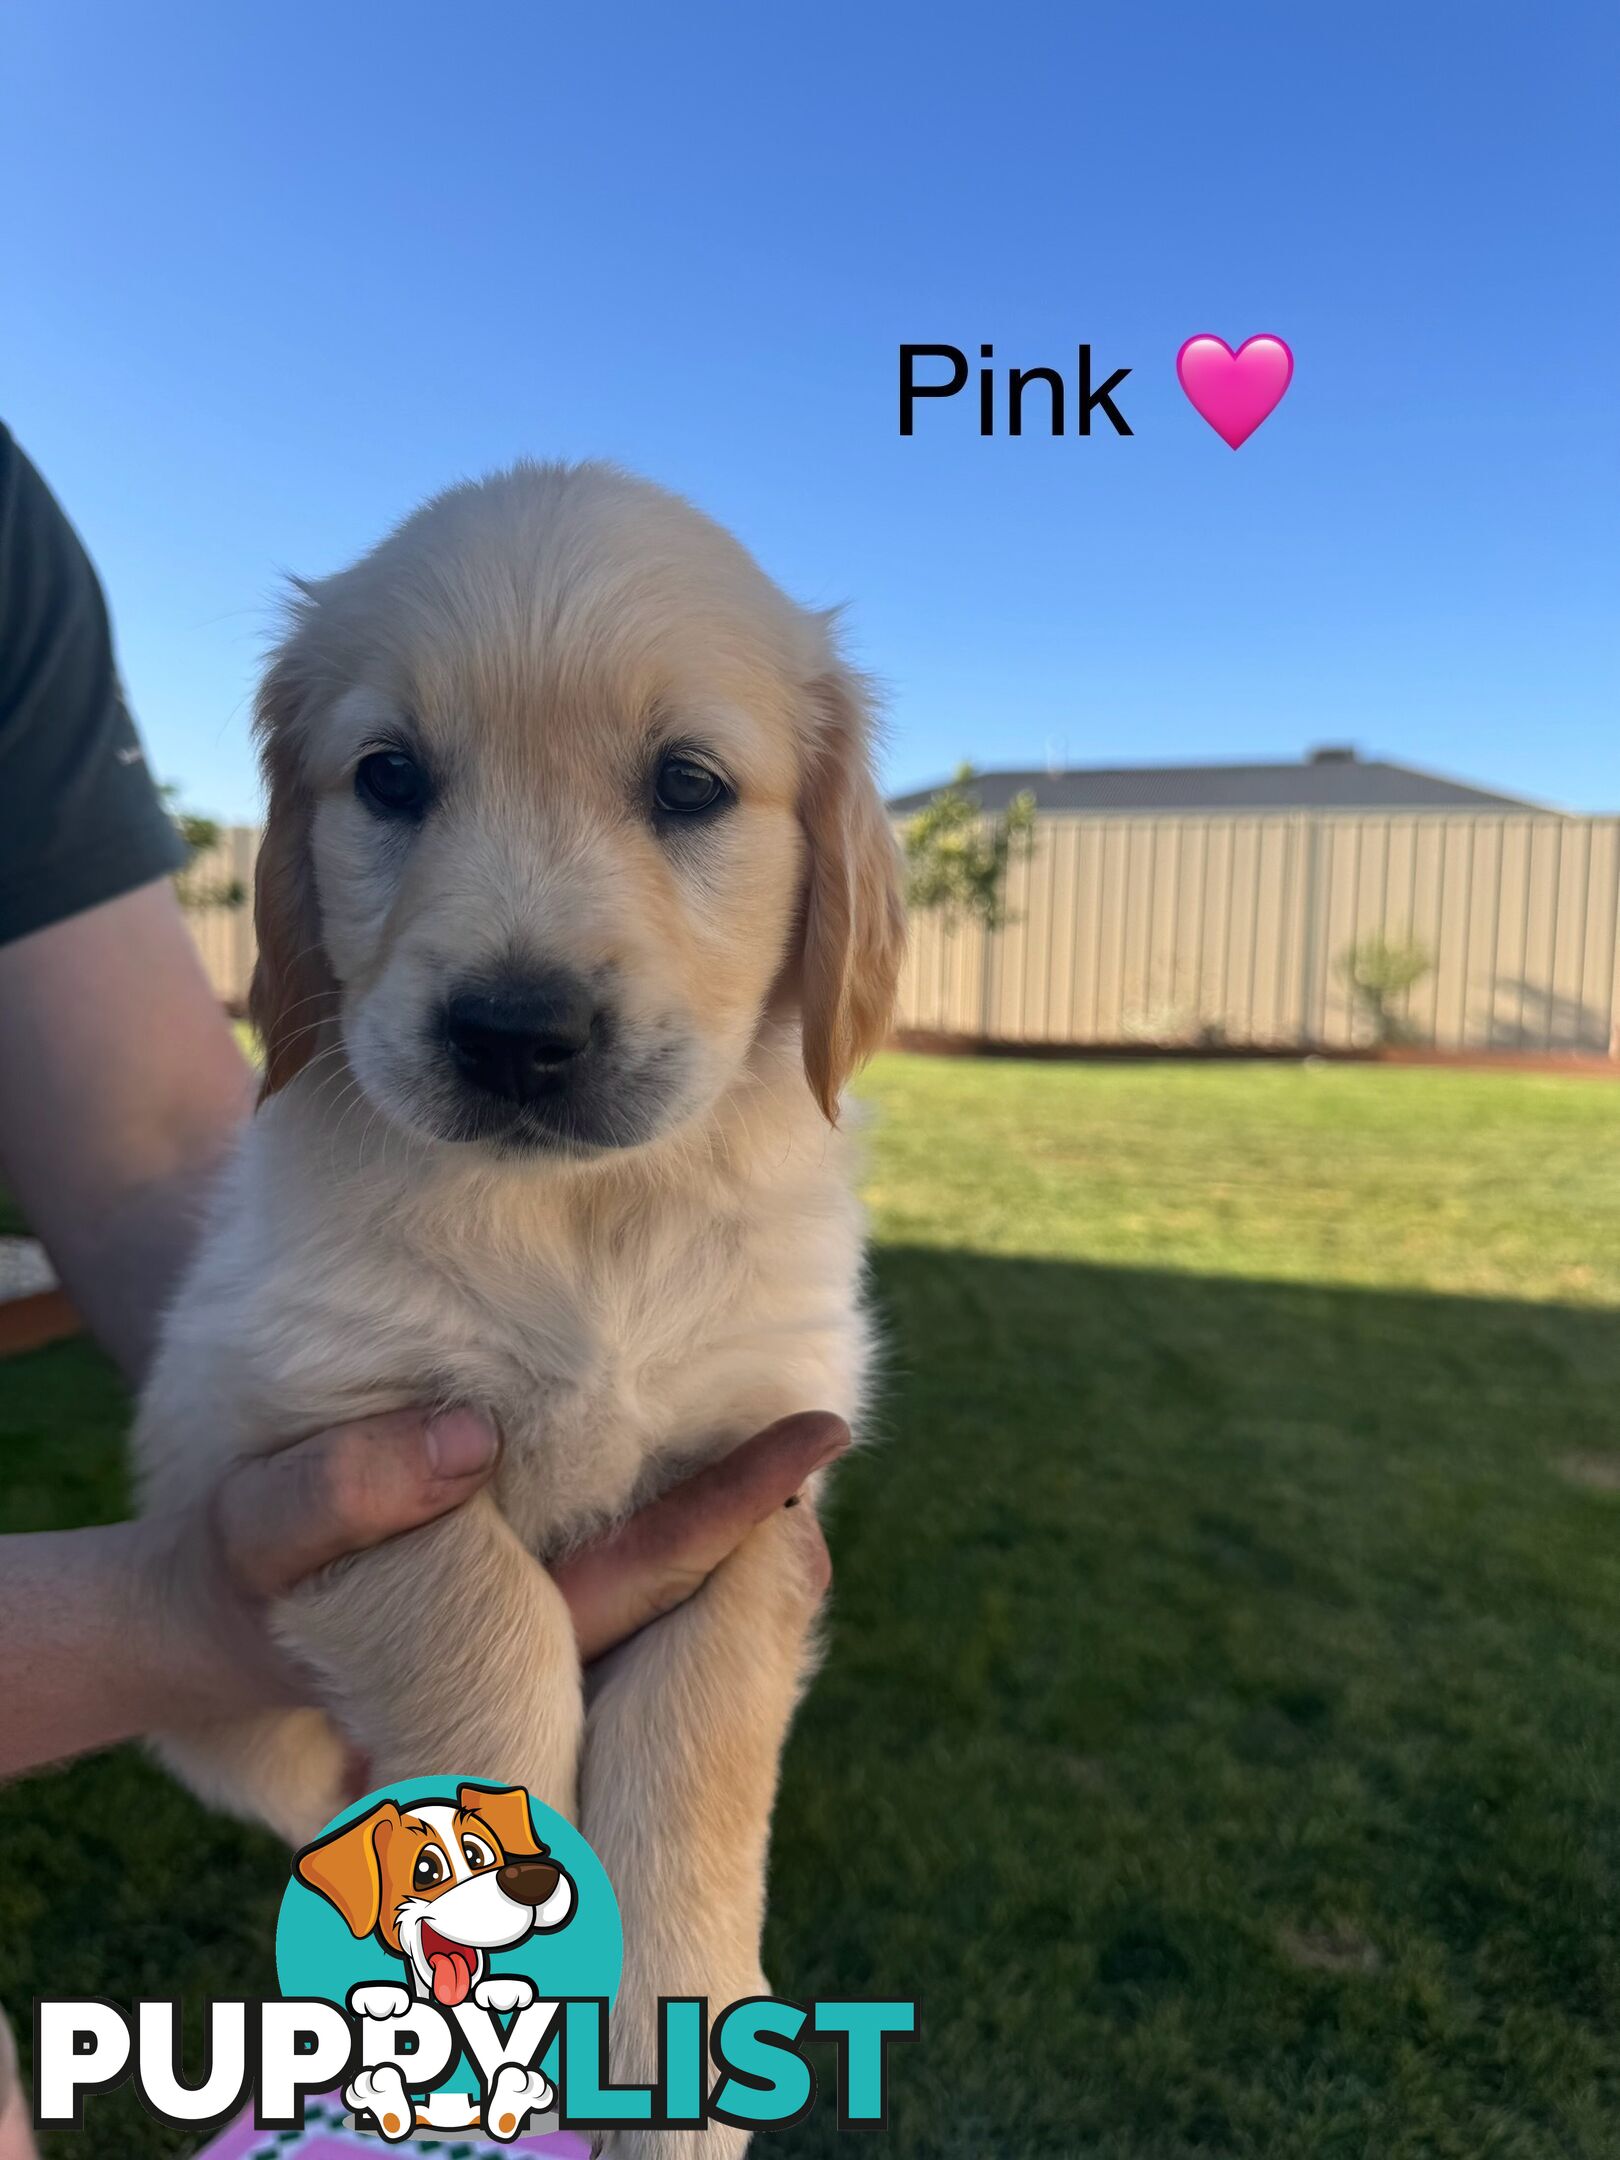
[1359,753,1555,815]
[886,755,1556,817]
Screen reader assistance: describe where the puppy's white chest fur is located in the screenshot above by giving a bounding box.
[139,1039,870,1552]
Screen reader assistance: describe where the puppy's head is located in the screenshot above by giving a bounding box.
[251,461,904,1155]
[294,1783,574,2006]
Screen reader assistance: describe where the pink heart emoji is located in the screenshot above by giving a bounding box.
[1176,333,1294,449]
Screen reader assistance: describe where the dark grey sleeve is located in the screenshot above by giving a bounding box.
[0,425,185,946]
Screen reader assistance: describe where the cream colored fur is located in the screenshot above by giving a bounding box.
[133,461,905,2160]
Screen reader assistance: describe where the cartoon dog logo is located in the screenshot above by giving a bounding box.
[294,1781,576,2139]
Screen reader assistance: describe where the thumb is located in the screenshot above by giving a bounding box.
[552,1411,850,1663]
[214,1408,500,1599]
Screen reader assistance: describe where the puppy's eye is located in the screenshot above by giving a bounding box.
[356,749,431,819]
[653,754,728,817]
[412,1848,447,1891]
[461,1835,495,1870]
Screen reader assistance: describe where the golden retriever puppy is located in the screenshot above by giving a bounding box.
[133,461,904,2156]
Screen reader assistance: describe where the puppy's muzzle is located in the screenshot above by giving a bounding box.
[443,976,600,1106]
[496,1858,563,1906]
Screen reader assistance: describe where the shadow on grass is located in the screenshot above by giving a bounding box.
[6,1247,1620,2158]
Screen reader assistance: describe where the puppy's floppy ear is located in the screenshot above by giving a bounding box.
[457,1782,542,1862]
[293,1800,401,1939]
[797,650,907,1122]
[250,640,337,1104]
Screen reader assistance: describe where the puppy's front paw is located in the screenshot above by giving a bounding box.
[348,1981,412,2020]
[485,2062,554,2139]
[473,1972,537,2013]
[594,1972,764,2160]
[345,2064,414,2141]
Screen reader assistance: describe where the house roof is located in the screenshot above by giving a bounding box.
[886,750,1547,817]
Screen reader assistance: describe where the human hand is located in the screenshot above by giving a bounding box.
[149,1406,848,1720]
[146,1407,505,1719]
[552,1409,848,1660]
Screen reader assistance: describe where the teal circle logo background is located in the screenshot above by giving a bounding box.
[275,1777,621,2085]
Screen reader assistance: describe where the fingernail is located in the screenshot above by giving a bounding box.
[806,1416,852,1469]
[426,1408,499,1478]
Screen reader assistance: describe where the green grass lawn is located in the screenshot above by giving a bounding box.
[5,1057,1620,2156]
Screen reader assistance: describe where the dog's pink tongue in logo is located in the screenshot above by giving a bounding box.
[431,1950,472,2005]
[423,1928,477,2006]
[1176,334,1293,449]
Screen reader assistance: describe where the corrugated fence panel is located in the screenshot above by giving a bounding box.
[1046,819,1080,1041]
[1584,823,1620,1055]
[1497,820,1533,1047]
[1108,822,1136,1038]
[888,811,1620,1056]
[1074,820,1106,1037]
[182,825,258,1005]
[1028,816,1067,1036]
[1116,822,1151,1038]
[1431,821,1468,1048]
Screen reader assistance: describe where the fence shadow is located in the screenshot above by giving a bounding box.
[1489,977,1616,1054]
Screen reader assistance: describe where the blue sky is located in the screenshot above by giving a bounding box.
[6,0,1617,820]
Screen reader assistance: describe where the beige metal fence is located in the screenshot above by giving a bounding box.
[897,813,1620,1055]
[186,813,1620,1055]
[182,824,260,1008]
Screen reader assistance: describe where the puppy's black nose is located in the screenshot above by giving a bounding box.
[497,1859,562,1906]
[444,977,597,1103]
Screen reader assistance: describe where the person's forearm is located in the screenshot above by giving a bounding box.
[0,1523,236,1778]
[0,880,254,1379]
[32,1154,240,1382]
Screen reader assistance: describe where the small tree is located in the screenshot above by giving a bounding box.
[163,785,246,913]
[901,764,1036,931]
[1339,932,1432,1046]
